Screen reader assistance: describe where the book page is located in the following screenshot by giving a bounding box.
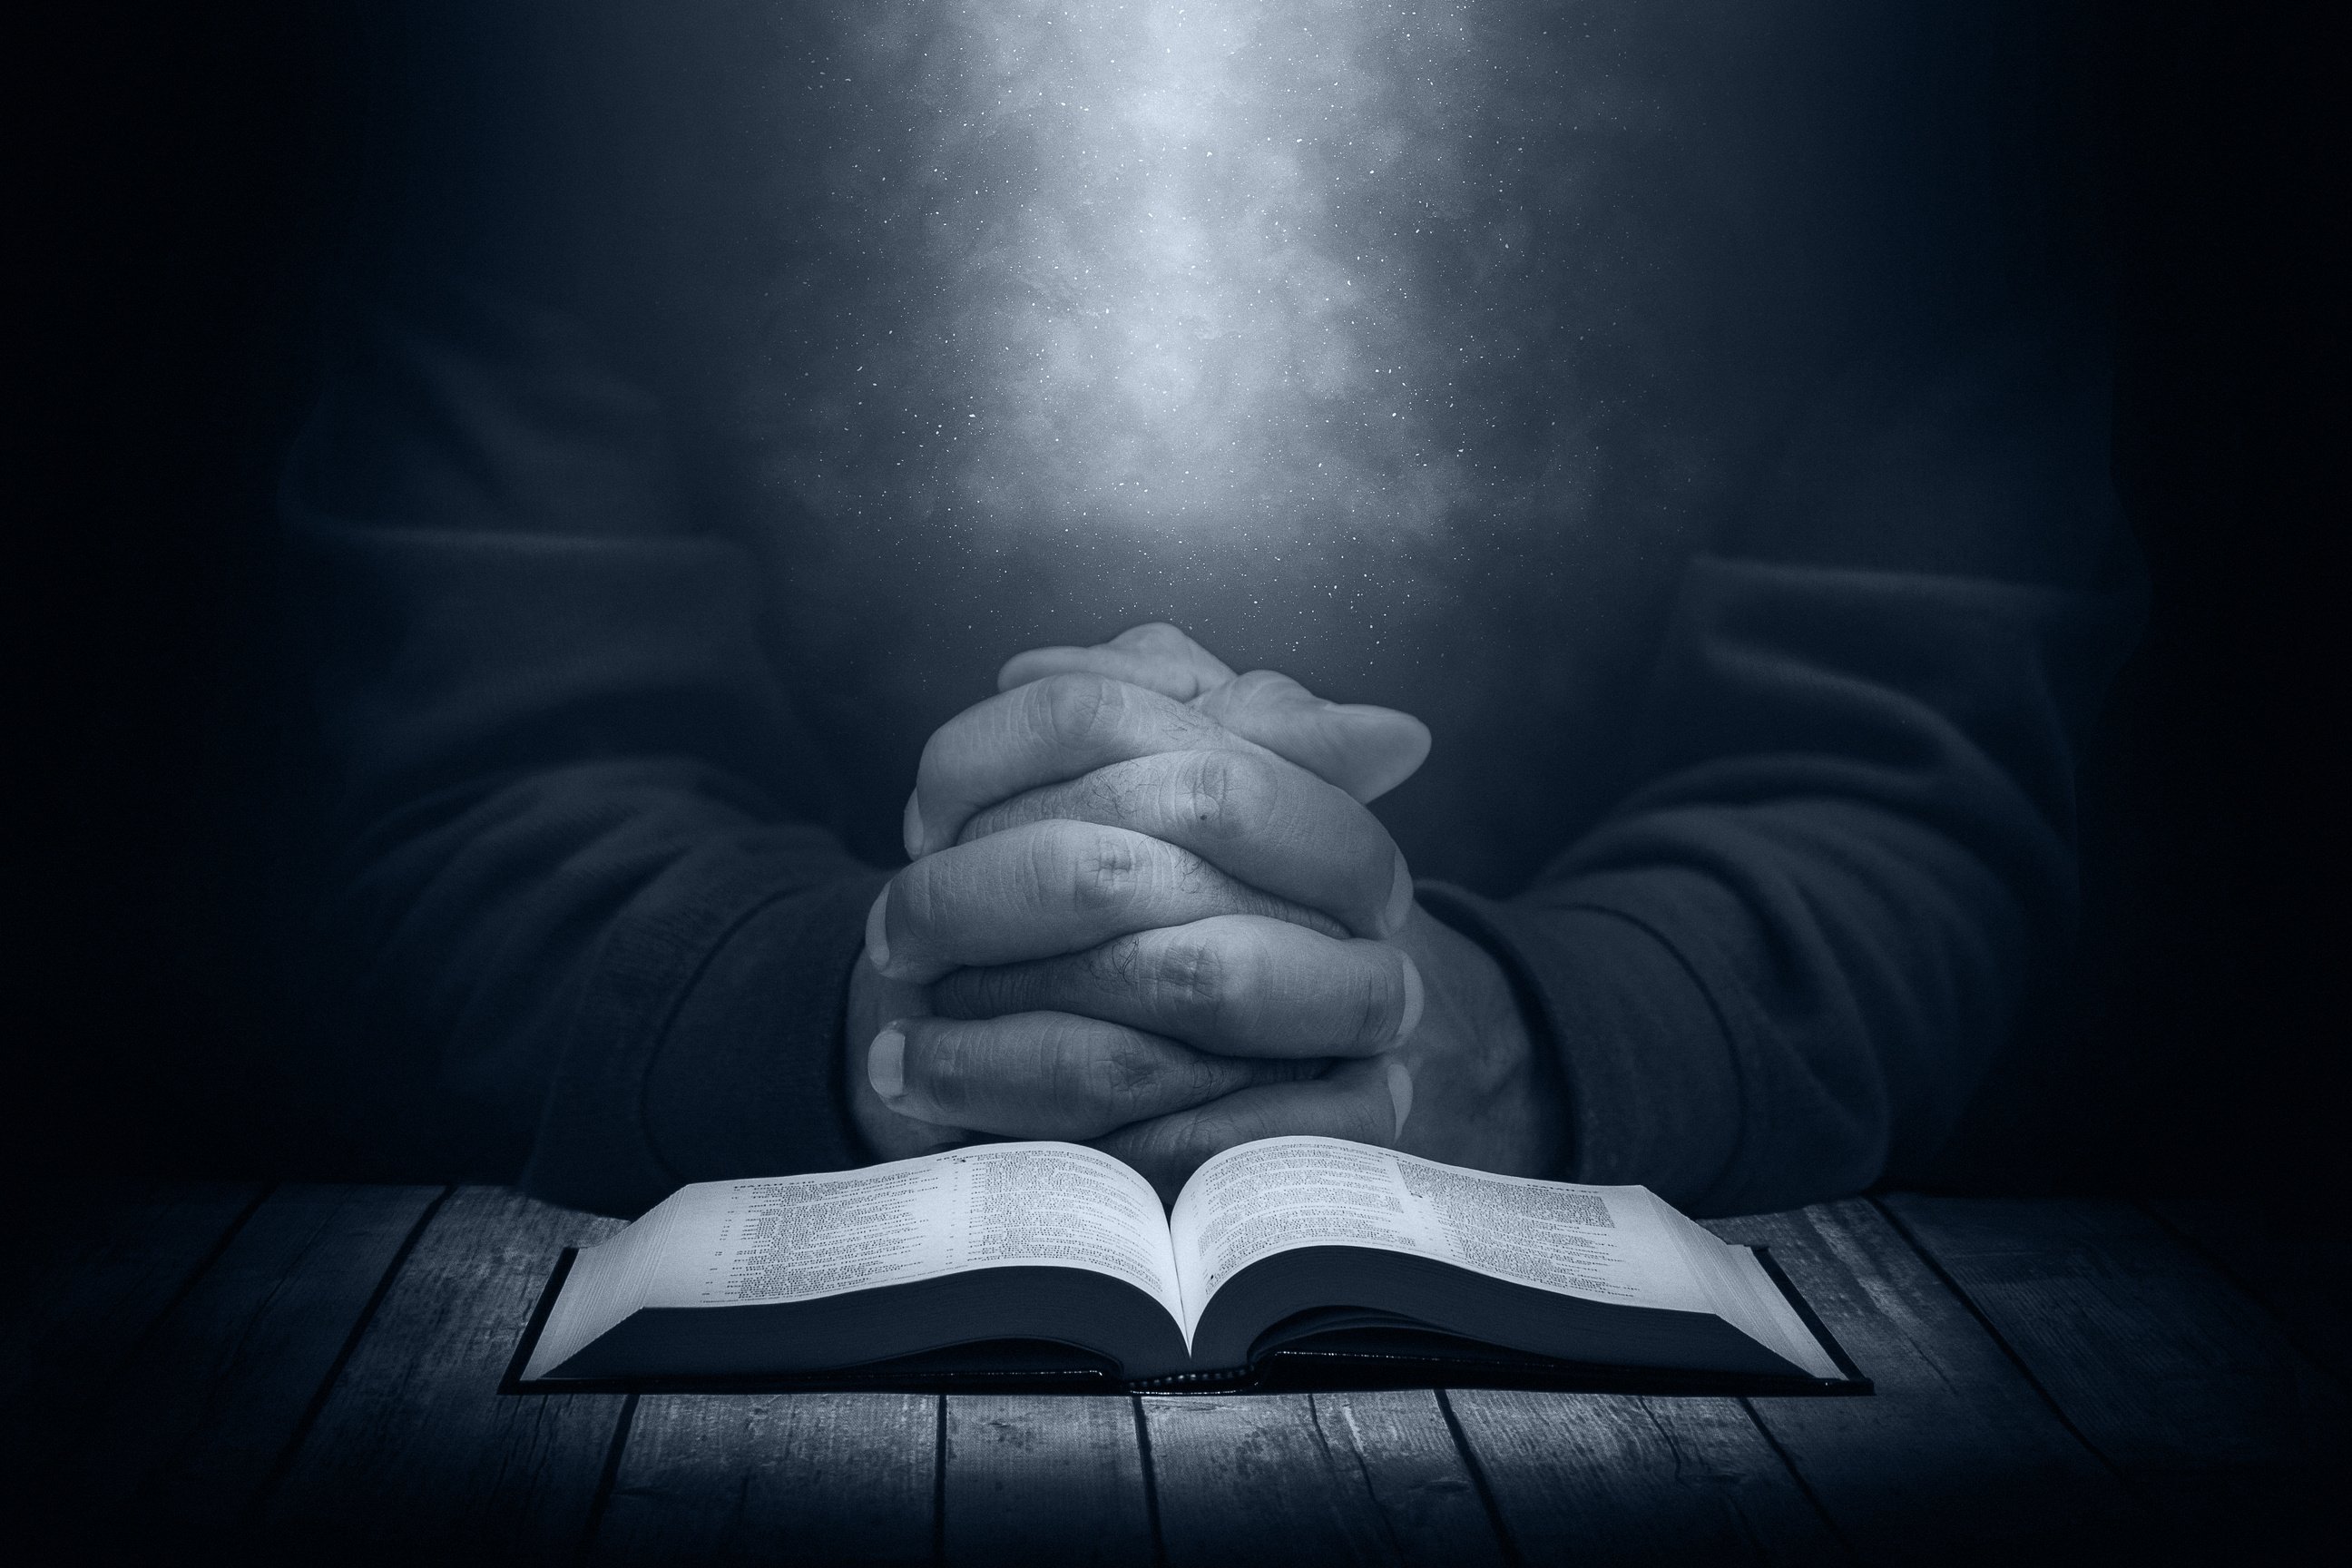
[1169,1137,1715,1332]
[521,1195,688,1381]
[524,1142,1185,1380]
[646,1142,1184,1322]
[1651,1202,1845,1380]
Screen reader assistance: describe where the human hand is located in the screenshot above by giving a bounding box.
[845,626,1422,1171]
[989,631,1561,1186]
[847,625,1561,1197]
[923,897,1558,1198]
[989,623,1433,808]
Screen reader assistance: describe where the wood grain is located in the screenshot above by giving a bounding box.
[1706,1200,2145,1563]
[1143,1391,1504,1568]
[15,1186,2341,1563]
[1443,1389,1844,1565]
[1885,1194,2352,1554]
[587,1392,936,1567]
[943,1396,1153,1567]
[0,1181,264,1551]
[0,1181,260,1414]
[71,1184,442,1531]
[2151,1197,2352,1385]
[256,1186,628,1564]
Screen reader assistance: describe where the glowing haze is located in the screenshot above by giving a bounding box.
[602,2,1895,878]
[940,0,1471,534]
[744,0,1653,547]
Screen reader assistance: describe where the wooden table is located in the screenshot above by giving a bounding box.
[4,1184,2343,1564]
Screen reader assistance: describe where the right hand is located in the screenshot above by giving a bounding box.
[846,626,1432,1176]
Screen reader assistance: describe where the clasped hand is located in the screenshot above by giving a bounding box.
[845,624,1563,1199]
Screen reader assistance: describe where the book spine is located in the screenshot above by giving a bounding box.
[1126,1366,1256,1392]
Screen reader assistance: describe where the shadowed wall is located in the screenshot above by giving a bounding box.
[6,1,2342,1206]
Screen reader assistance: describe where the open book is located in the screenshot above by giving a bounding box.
[515,1137,1860,1394]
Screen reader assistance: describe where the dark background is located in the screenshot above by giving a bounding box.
[6,4,2343,1207]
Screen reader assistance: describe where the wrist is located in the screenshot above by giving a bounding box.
[1391,899,1568,1178]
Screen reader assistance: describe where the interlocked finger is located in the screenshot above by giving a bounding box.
[996,622,1238,702]
[956,750,1411,938]
[868,819,1346,985]
[1094,1055,1413,1202]
[991,623,1432,805]
[866,1012,1324,1141]
[928,916,1423,1059]
[906,672,1278,858]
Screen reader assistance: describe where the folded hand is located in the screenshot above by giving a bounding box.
[846,624,1560,1197]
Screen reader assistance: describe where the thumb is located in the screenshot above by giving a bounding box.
[996,623,1431,801]
[995,622,1237,701]
[1196,671,1431,804]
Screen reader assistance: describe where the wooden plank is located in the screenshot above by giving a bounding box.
[586,1392,936,1567]
[0,1181,264,1552]
[256,1186,629,1562]
[1143,1391,1505,1568]
[1706,1200,2145,1563]
[0,1181,262,1414]
[65,1184,443,1534]
[1443,1389,1845,1565]
[942,1396,1153,1567]
[2150,1197,2352,1385]
[1885,1194,2352,1553]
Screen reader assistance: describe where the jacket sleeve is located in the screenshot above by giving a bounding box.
[286,275,884,1217]
[1421,346,2143,1216]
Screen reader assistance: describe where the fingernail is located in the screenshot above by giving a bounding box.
[868,1024,908,1101]
[1394,953,1425,1045]
[864,886,892,973]
[1381,850,1415,936]
[1387,1061,1414,1140]
[901,792,926,861]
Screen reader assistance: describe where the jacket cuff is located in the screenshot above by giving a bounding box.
[522,847,889,1215]
[1415,878,1745,1210]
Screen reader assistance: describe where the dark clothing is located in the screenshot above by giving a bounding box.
[290,3,2138,1217]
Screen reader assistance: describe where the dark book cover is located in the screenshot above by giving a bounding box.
[502,1246,1873,1398]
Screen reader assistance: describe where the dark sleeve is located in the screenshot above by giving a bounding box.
[286,276,883,1217]
[1425,343,2143,1216]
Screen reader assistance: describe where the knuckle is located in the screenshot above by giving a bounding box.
[1087,1032,1227,1119]
[1032,672,1118,751]
[1085,1034,1181,1116]
[1175,750,1275,842]
[1176,750,1235,826]
[1093,1042,1162,1108]
[1152,932,1230,1028]
[1067,833,1146,916]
